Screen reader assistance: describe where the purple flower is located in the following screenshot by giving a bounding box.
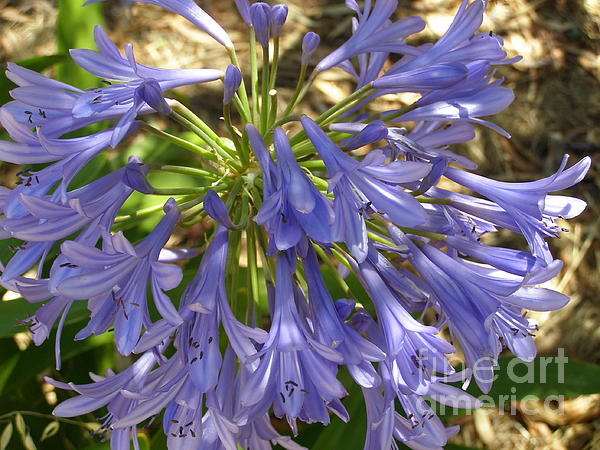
[48,352,157,449]
[4,64,152,139]
[303,247,385,387]
[223,65,243,105]
[240,253,346,432]
[234,0,251,24]
[444,155,591,261]
[84,0,232,47]
[317,1,426,72]
[270,5,289,37]
[388,226,569,392]
[250,3,272,48]
[302,116,430,261]
[301,32,320,65]
[250,126,335,251]
[69,26,222,147]
[56,198,183,354]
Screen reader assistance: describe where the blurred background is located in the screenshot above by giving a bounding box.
[0,0,599,448]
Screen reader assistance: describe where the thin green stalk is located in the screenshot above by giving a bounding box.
[153,186,224,196]
[149,164,220,179]
[0,411,97,430]
[268,89,278,132]
[281,64,308,118]
[114,197,192,224]
[260,47,271,134]
[232,93,252,124]
[249,29,260,124]
[223,102,247,166]
[313,243,355,301]
[246,223,260,307]
[316,83,374,126]
[171,111,240,171]
[170,102,234,156]
[377,102,418,123]
[141,122,218,163]
[288,84,374,147]
[269,36,280,90]
[415,196,452,205]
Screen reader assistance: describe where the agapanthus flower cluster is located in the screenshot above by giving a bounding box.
[0,0,590,449]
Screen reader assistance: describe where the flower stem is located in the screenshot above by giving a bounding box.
[415,196,452,205]
[140,121,218,163]
[150,164,220,179]
[288,84,374,147]
[280,64,308,119]
[260,47,271,134]
[249,29,260,124]
[223,102,248,166]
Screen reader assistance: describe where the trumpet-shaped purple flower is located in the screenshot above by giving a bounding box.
[84,0,232,47]
[56,199,183,354]
[240,253,346,432]
[302,116,430,261]
[317,0,425,72]
[302,247,385,387]
[445,155,591,261]
[249,126,335,251]
[4,64,153,140]
[69,26,222,147]
[49,352,158,450]
[388,225,569,392]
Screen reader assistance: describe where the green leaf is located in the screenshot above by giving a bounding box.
[1,322,113,395]
[0,353,20,394]
[56,0,104,88]
[473,357,600,399]
[310,381,366,450]
[0,422,13,450]
[0,54,69,105]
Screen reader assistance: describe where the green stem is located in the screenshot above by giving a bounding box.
[223,102,247,166]
[316,83,374,126]
[288,84,374,147]
[171,111,239,171]
[0,411,96,430]
[249,29,260,124]
[140,122,218,163]
[313,244,355,301]
[260,47,271,134]
[114,200,186,224]
[415,196,452,205]
[153,186,225,196]
[171,102,234,156]
[281,64,309,118]
[232,93,252,124]
[378,102,418,123]
[268,89,278,132]
[269,36,280,89]
[246,223,260,307]
[149,164,220,179]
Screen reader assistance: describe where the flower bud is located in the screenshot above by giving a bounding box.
[270,5,288,36]
[223,64,242,104]
[250,3,272,48]
[301,31,320,65]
